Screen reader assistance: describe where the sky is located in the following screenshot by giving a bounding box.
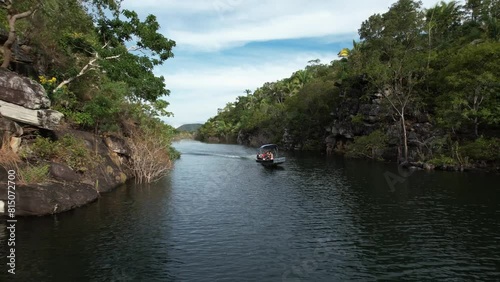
[121,0,445,128]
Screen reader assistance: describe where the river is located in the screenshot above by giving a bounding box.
[1,140,499,281]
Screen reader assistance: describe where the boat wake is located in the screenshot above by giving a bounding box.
[183,152,255,160]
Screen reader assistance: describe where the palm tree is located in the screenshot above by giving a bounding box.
[244,94,257,110]
[292,70,312,89]
[284,78,299,96]
[425,1,463,70]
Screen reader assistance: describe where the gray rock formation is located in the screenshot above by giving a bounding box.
[0,69,63,129]
[0,68,50,109]
[0,178,99,216]
[0,129,132,216]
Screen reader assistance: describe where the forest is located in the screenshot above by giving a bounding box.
[197,0,499,169]
[0,0,178,184]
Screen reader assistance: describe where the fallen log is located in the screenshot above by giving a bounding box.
[0,100,63,130]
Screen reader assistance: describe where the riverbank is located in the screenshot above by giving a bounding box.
[0,69,177,217]
[0,128,132,216]
[198,135,500,174]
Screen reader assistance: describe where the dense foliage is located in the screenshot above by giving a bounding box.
[1,0,178,182]
[197,0,500,165]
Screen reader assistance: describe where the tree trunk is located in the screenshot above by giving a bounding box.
[1,10,34,69]
[401,111,408,162]
[474,117,479,137]
[1,16,16,69]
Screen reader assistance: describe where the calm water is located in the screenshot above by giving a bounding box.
[1,140,500,281]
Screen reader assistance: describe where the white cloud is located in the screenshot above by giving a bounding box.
[125,0,444,52]
[169,11,353,51]
[122,0,222,12]
[121,0,451,128]
[162,51,336,127]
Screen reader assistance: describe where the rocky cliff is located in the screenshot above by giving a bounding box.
[322,86,439,163]
[0,70,133,216]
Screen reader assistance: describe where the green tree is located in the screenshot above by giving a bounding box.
[437,41,500,136]
[359,0,427,162]
[291,69,312,89]
[54,8,175,106]
[83,79,127,132]
[425,1,464,67]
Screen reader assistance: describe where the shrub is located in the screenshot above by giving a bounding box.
[428,156,458,166]
[58,135,95,171]
[58,108,95,127]
[168,146,181,160]
[126,121,177,183]
[31,137,56,158]
[29,135,98,172]
[346,130,388,160]
[460,137,500,161]
[350,113,364,125]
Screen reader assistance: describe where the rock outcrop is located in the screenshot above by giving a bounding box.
[0,69,132,216]
[0,68,49,109]
[237,129,274,148]
[0,179,99,216]
[0,69,63,129]
[52,129,130,193]
[0,129,132,216]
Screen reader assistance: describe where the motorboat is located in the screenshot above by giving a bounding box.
[256,144,285,167]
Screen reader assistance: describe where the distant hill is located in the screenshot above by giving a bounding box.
[176,123,203,132]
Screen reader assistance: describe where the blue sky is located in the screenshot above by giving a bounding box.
[121,0,446,128]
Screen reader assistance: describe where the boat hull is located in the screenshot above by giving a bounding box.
[256,157,286,167]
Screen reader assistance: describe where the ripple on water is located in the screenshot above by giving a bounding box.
[1,140,499,281]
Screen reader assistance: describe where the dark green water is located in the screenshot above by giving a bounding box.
[1,140,499,281]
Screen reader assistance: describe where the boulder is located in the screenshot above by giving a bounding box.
[49,162,81,182]
[9,136,21,153]
[0,117,23,136]
[104,135,130,156]
[54,128,130,193]
[0,182,99,216]
[0,68,50,109]
[423,163,435,170]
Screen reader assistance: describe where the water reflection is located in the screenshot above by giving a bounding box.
[0,140,499,281]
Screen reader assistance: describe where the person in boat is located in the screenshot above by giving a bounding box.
[266,151,273,160]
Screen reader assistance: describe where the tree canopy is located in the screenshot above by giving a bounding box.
[197,0,500,164]
[0,0,176,133]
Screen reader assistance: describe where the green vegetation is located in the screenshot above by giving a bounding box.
[28,135,99,172]
[1,0,178,182]
[18,163,50,184]
[197,0,500,167]
[428,156,459,167]
[346,130,388,160]
[460,137,500,161]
